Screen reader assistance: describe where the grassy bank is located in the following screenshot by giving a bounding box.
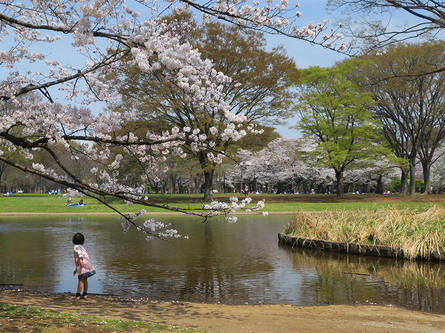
[0,193,444,214]
[0,303,202,332]
[284,206,445,260]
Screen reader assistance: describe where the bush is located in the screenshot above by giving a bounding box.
[387,179,401,192]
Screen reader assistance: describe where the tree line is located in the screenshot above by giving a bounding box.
[2,40,443,198]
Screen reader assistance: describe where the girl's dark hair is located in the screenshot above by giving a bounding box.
[73,232,85,245]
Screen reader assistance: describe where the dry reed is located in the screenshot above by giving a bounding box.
[284,206,445,260]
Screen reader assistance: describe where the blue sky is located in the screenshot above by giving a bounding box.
[267,35,347,138]
[266,1,348,138]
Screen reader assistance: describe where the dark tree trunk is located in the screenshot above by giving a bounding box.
[335,170,344,197]
[400,168,408,194]
[362,182,369,194]
[0,162,5,188]
[193,176,201,193]
[409,157,416,196]
[421,160,432,194]
[375,175,383,194]
[170,173,177,194]
[203,169,214,201]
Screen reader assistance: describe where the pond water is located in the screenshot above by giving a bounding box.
[0,215,444,314]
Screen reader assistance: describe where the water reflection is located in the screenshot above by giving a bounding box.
[0,221,61,289]
[98,216,280,304]
[280,246,445,313]
[0,215,444,314]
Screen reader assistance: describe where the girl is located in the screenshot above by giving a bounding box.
[72,232,96,299]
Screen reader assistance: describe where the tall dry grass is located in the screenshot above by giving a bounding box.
[284,206,445,260]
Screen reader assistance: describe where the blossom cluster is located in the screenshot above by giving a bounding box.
[177,0,346,51]
[202,197,267,222]
[121,212,189,239]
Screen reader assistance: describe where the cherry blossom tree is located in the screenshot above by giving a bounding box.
[229,139,303,193]
[106,17,297,201]
[3,0,328,238]
[235,139,305,193]
[226,136,402,195]
[343,158,399,193]
[229,138,335,194]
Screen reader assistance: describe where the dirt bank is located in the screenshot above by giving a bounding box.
[1,290,444,332]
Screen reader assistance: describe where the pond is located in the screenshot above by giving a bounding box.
[0,215,444,314]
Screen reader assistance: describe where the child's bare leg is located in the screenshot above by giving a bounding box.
[76,278,84,298]
[76,278,84,294]
[83,277,88,296]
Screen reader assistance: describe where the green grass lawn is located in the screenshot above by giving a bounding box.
[0,194,198,213]
[0,303,203,332]
[0,193,443,214]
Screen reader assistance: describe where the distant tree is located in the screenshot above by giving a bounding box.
[358,42,445,194]
[232,138,307,193]
[0,161,8,192]
[107,17,298,201]
[343,157,399,193]
[294,62,389,197]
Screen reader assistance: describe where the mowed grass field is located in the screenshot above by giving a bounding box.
[0,193,444,214]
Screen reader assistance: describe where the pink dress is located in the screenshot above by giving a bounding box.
[74,245,96,279]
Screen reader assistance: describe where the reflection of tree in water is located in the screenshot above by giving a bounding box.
[98,216,276,303]
[178,223,233,302]
[0,217,70,291]
[280,245,445,313]
[177,220,277,303]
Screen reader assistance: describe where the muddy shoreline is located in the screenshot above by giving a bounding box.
[1,289,445,332]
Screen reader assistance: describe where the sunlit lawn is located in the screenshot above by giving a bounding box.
[0,193,443,214]
[0,194,195,213]
[0,303,202,332]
